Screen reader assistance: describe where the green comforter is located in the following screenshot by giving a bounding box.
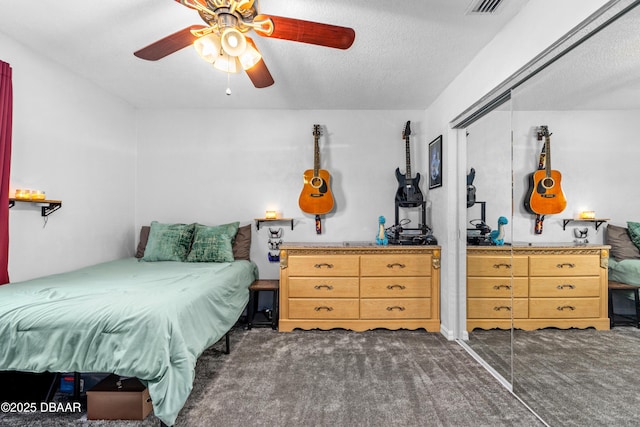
[0,258,257,425]
[609,257,640,286]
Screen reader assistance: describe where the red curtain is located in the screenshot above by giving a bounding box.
[0,61,13,285]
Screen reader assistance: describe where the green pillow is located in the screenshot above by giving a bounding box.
[187,222,239,263]
[142,222,196,262]
[627,221,640,251]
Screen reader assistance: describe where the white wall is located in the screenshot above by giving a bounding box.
[136,109,426,278]
[423,0,610,339]
[1,34,137,282]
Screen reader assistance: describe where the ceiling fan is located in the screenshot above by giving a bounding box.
[134,0,356,88]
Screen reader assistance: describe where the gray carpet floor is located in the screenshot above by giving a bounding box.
[470,327,640,427]
[0,328,542,427]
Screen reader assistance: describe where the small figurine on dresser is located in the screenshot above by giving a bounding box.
[376,216,388,245]
[490,216,509,246]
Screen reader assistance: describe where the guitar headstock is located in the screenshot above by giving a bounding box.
[402,121,411,139]
[313,124,322,137]
[537,125,551,140]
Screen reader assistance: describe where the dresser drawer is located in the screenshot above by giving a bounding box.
[360,277,430,298]
[467,255,528,277]
[467,298,529,319]
[467,277,528,298]
[529,298,600,318]
[529,255,600,276]
[288,299,359,319]
[529,277,601,297]
[288,277,359,298]
[287,255,359,277]
[360,255,431,277]
[360,298,430,319]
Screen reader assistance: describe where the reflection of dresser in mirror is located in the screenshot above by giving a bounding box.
[467,245,610,331]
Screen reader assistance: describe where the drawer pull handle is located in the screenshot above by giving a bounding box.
[493,306,511,311]
[386,306,406,311]
[314,306,334,312]
[557,305,576,311]
[556,263,576,269]
[314,263,334,269]
[493,263,512,269]
[493,284,511,290]
[314,284,334,290]
[556,284,575,290]
[387,263,406,269]
[387,284,406,290]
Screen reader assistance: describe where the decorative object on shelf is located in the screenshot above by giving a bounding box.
[579,210,596,219]
[133,0,355,91]
[428,135,443,189]
[376,216,388,246]
[265,210,277,219]
[14,189,31,200]
[267,227,283,263]
[395,121,423,206]
[490,216,508,246]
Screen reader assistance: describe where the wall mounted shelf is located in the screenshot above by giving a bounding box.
[9,198,63,216]
[255,218,294,230]
[562,218,609,231]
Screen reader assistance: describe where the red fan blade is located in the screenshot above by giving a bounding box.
[244,38,274,88]
[134,25,207,61]
[255,14,355,50]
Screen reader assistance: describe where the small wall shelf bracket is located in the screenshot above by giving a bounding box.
[9,198,63,217]
[255,218,294,230]
[562,218,608,231]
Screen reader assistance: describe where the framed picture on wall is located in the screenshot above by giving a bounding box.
[428,135,443,189]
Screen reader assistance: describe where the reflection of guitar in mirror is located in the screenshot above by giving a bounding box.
[395,121,424,206]
[524,125,567,215]
[298,124,334,215]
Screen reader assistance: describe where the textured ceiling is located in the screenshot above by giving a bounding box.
[512,4,640,111]
[0,0,529,110]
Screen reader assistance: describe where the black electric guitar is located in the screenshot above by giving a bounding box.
[395,121,424,206]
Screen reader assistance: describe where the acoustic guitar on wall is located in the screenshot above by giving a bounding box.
[524,125,567,215]
[298,124,334,215]
[395,120,424,206]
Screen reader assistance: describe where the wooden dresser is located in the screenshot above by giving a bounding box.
[278,243,441,332]
[467,244,610,331]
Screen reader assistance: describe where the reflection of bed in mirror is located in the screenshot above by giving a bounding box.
[460,2,640,425]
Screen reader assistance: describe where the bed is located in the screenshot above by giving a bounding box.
[607,223,640,284]
[0,221,257,426]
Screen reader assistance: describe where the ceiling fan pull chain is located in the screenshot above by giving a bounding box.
[226,70,232,95]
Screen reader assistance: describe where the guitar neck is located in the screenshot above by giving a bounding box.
[545,134,551,177]
[405,136,412,178]
[313,133,320,176]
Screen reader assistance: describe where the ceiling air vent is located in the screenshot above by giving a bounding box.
[466,0,504,14]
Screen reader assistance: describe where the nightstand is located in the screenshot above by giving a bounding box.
[247,280,279,330]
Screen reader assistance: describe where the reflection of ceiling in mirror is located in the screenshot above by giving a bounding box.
[513,5,640,111]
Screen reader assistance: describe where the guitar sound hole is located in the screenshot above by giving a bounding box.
[310,177,324,189]
[541,177,555,189]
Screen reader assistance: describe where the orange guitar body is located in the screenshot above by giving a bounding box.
[525,169,567,215]
[298,124,335,215]
[298,168,334,215]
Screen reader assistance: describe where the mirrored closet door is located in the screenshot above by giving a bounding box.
[507,3,640,425]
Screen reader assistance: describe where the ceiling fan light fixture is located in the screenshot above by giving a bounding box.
[221,27,247,57]
[213,52,240,73]
[193,33,221,63]
[239,40,261,70]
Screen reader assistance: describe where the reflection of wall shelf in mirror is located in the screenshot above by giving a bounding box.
[255,218,294,230]
[562,218,608,231]
[9,198,63,216]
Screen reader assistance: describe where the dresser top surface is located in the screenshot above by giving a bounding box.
[468,243,610,252]
[281,242,440,251]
